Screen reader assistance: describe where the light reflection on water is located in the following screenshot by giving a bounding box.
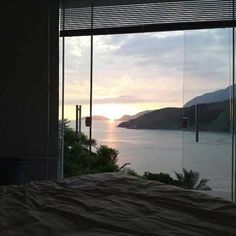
[69,120,232,193]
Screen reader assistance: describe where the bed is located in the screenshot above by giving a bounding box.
[0,172,236,235]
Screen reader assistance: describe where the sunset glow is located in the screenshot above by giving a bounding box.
[60,30,230,121]
[94,104,133,120]
[61,102,165,121]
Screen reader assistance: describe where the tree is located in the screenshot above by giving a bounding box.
[91,145,120,173]
[59,120,121,177]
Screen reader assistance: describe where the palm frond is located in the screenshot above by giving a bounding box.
[175,169,201,189]
[174,171,184,186]
[195,178,209,190]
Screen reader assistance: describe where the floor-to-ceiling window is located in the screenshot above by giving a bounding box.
[60,28,235,201]
[59,0,236,201]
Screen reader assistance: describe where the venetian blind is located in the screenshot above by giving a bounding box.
[60,0,235,36]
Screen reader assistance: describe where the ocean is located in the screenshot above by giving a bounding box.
[69,120,232,193]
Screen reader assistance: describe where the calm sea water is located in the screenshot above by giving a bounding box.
[70,120,232,193]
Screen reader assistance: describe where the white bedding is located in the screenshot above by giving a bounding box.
[0,172,236,235]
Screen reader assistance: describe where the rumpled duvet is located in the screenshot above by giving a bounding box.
[0,172,236,235]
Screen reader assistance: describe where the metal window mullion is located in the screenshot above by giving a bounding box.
[60,2,65,179]
[89,0,94,172]
[233,0,236,203]
[47,6,51,180]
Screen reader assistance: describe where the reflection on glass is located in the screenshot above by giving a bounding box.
[64,37,91,172]
[183,28,232,199]
[93,32,184,176]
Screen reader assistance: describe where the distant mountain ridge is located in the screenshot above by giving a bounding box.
[115,110,151,122]
[184,86,232,107]
[117,86,232,131]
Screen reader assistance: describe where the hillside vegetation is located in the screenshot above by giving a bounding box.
[118,100,230,132]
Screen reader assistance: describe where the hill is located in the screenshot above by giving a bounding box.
[118,100,230,132]
[118,108,182,129]
[184,86,232,107]
[115,110,151,122]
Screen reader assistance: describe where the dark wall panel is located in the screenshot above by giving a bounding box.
[0,0,59,182]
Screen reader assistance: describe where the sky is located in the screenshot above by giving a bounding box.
[60,28,232,120]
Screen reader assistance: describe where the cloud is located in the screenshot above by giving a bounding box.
[113,29,230,81]
[63,94,179,105]
[61,28,232,117]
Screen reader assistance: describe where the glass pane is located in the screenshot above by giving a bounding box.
[183,28,232,200]
[93,32,184,177]
[64,37,91,175]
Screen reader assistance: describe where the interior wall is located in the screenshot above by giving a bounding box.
[0,0,59,182]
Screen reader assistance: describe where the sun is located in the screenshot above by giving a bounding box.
[62,102,159,121]
[93,103,140,121]
[62,103,135,121]
[93,103,132,120]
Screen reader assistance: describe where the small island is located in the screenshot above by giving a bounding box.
[82,115,110,121]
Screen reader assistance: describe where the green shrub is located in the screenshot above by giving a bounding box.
[60,120,120,177]
[143,172,178,185]
[143,169,211,190]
